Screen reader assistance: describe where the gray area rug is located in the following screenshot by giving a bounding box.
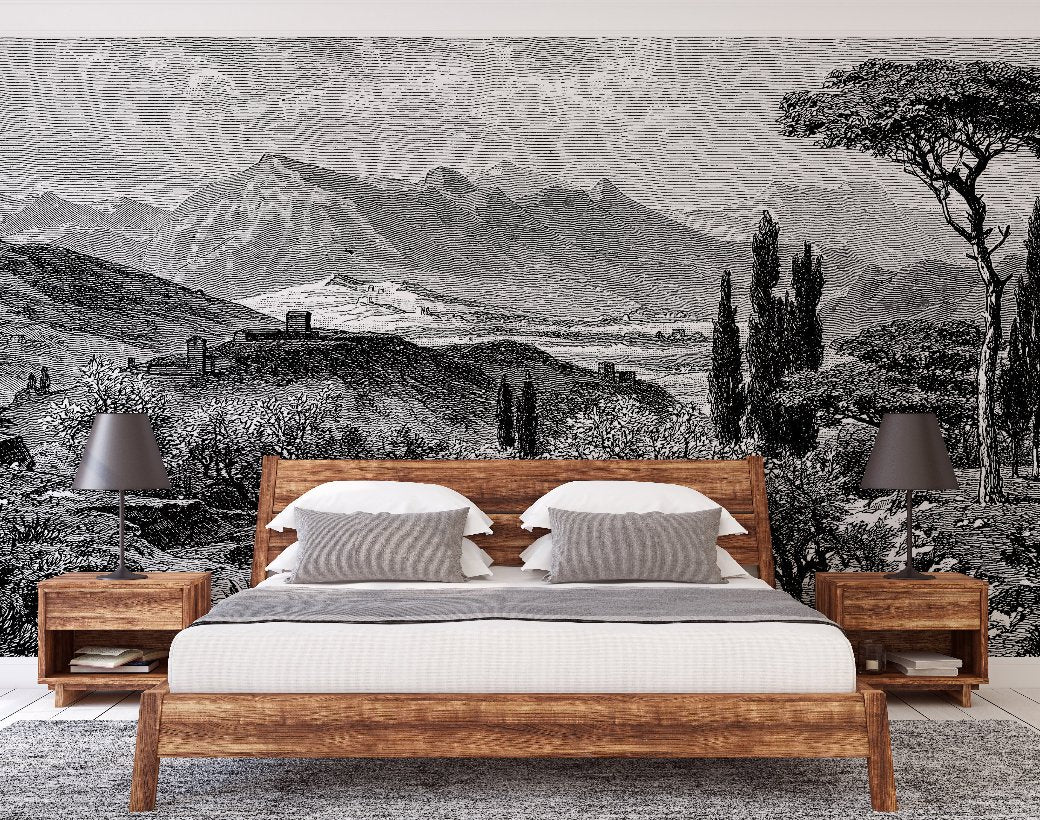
[1,720,1038,819]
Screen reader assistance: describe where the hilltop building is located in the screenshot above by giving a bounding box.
[598,361,636,385]
[359,281,420,313]
[285,310,312,334]
[142,336,215,378]
[234,310,321,342]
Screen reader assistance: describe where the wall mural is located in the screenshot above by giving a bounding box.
[1,37,1040,657]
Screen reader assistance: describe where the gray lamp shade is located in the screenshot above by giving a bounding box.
[861,412,958,491]
[71,413,171,490]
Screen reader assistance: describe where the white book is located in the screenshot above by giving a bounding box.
[69,649,143,668]
[886,651,962,669]
[889,661,960,677]
[74,646,137,657]
[69,660,161,674]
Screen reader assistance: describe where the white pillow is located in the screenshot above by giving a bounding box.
[519,481,747,537]
[267,538,494,578]
[519,533,751,579]
[267,481,494,537]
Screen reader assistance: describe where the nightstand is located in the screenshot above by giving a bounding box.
[37,572,210,707]
[816,572,988,707]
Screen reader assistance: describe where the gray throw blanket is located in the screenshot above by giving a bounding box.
[190,585,840,628]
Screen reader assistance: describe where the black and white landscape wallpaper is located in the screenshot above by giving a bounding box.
[2,37,1040,656]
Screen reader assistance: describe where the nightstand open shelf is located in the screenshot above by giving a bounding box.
[816,572,988,707]
[859,671,986,686]
[40,662,170,689]
[38,572,210,706]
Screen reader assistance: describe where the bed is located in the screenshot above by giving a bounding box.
[130,455,896,812]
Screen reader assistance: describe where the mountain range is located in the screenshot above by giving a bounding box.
[0,154,1025,327]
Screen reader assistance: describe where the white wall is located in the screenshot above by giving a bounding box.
[1,0,1039,37]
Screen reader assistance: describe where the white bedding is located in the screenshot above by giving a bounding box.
[167,567,856,693]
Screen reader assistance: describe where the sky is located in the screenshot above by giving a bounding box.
[1,36,1040,226]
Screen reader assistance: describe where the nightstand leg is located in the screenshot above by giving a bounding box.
[53,685,84,708]
[947,685,972,708]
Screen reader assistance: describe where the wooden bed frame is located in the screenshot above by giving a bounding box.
[130,455,896,812]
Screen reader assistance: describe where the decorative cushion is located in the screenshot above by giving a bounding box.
[288,507,468,584]
[268,538,493,577]
[520,533,750,579]
[546,507,725,584]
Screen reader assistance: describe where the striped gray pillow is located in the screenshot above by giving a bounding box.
[288,507,468,584]
[546,507,725,584]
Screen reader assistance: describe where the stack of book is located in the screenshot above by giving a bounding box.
[886,650,962,677]
[69,646,168,674]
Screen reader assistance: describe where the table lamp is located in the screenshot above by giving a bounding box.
[861,412,958,580]
[72,413,171,580]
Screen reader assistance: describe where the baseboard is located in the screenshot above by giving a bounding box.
[0,657,38,688]
[2,656,1038,690]
[986,657,1040,688]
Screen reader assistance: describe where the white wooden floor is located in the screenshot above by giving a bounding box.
[1,686,1040,729]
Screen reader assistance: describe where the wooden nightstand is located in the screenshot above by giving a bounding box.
[816,572,988,707]
[37,572,210,707]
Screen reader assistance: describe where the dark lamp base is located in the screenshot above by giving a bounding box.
[98,568,148,581]
[884,566,934,581]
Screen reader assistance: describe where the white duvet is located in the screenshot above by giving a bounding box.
[167,567,856,693]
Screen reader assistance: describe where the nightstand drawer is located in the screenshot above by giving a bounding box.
[44,588,185,630]
[840,588,982,630]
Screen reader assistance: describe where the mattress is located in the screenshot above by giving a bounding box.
[167,567,856,693]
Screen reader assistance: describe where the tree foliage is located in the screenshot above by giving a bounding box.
[547,397,714,461]
[767,438,897,602]
[787,243,825,372]
[1021,198,1040,477]
[495,375,516,450]
[783,242,825,455]
[708,268,745,446]
[780,58,1040,503]
[999,318,1032,477]
[783,319,980,465]
[515,372,539,459]
[43,356,173,456]
[745,211,787,453]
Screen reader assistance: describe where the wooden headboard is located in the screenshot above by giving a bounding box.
[251,455,775,588]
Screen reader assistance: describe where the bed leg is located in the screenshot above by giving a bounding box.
[862,687,897,812]
[130,683,166,812]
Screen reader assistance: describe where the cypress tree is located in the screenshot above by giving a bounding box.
[515,371,538,459]
[789,242,825,372]
[745,211,787,454]
[783,242,825,455]
[495,375,516,450]
[1021,198,1040,478]
[708,269,745,447]
[999,317,1031,478]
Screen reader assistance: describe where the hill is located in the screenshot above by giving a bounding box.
[0,241,277,400]
[820,254,1025,336]
[140,335,676,446]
